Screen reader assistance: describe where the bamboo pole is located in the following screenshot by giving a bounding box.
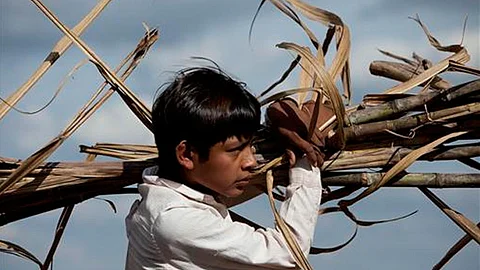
[0,0,112,120]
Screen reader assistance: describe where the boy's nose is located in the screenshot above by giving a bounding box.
[242,146,257,171]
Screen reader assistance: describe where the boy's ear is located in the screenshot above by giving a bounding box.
[175,140,196,170]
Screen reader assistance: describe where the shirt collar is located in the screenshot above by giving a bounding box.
[142,166,225,210]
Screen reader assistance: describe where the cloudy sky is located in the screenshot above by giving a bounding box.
[0,1,479,269]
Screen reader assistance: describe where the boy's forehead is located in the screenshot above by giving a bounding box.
[222,135,251,145]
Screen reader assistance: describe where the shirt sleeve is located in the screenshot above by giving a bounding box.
[280,156,322,255]
[151,157,321,269]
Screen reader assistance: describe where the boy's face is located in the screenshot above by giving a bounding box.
[187,136,257,198]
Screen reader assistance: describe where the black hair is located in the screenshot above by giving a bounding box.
[152,66,260,179]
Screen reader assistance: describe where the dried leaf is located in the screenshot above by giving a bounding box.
[409,14,463,53]
[258,56,301,99]
[31,0,153,130]
[383,49,470,94]
[309,225,358,254]
[0,28,158,195]
[0,0,112,120]
[285,0,352,102]
[432,222,480,270]
[277,42,346,147]
[419,187,480,245]
[259,87,322,106]
[43,205,75,270]
[0,240,42,267]
[94,197,118,213]
[268,0,319,48]
[266,170,313,270]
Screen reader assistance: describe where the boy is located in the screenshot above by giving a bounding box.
[125,66,322,269]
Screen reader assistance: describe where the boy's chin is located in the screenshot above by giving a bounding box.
[222,187,246,198]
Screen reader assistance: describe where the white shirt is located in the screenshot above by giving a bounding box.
[125,158,322,270]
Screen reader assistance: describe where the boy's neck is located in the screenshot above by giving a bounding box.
[186,180,218,197]
[157,166,221,201]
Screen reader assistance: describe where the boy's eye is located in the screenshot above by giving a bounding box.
[226,144,252,158]
[226,141,250,153]
[226,146,242,153]
[229,149,241,157]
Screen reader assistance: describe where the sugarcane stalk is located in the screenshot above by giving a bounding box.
[84,143,157,153]
[0,145,469,186]
[1,152,478,225]
[0,160,154,195]
[383,48,470,94]
[369,60,451,90]
[79,143,157,160]
[0,158,153,225]
[345,133,472,151]
[347,79,479,125]
[75,140,480,171]
[345,102,480,140]
[321,172,480,188]
[0,166,477,226]
[345,118,479,146]
[79,147,154,160]
[255,118,479,153]
[323,144,480,170]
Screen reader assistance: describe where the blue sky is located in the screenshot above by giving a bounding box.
[0,1,479,269]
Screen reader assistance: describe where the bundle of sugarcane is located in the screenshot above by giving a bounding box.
[0,1,478,269]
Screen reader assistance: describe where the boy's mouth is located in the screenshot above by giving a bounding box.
[235,178,251,186]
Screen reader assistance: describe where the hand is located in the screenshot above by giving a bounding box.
[266,98,334,167]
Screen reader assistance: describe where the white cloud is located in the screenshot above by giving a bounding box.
[73,98,153,146]
[10,111,59,154]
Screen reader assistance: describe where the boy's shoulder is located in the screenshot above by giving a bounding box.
[138,182,189,213]
[138,179,217,215]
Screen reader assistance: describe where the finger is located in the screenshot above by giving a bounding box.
[285,149,296,167]
[305,148,318,168]
[316,152,324,168]
[278,128,318,166]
